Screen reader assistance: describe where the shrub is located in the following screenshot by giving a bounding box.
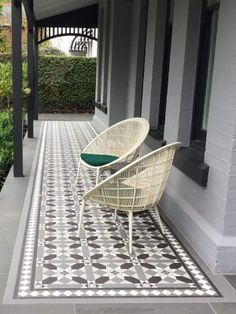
[0,54,96,113]
[0,109,27,190]
[0,54,23,63]
[38,56,96,113]
[0,110,13,171]
[0,61,30,110]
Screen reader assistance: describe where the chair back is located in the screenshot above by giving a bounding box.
[84,118,150,162]
[84,142,181,211]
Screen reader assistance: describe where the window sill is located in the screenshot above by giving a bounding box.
[95,101,107,114]
[148,129,166,146]
[173,147,209,187]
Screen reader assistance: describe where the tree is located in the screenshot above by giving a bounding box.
[0,0,9,53]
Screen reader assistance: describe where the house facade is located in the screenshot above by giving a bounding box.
[93,0,236,274]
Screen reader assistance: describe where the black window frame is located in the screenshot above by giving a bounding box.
[136,0,149,117]
[191,1,219,152]
[173,0,220,187]
[149,0,174,141]
[158,0,174,134]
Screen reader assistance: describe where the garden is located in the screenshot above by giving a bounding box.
[0,60,29,189]
[0,3,96,190]
[0,55,96,190]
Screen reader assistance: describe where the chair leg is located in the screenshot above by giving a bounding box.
[96,168,100,185]
[75,159,81,186]
[114,209,117,220]
[128,211,133,254]
[78,199,85,236]
[154,205,165,235]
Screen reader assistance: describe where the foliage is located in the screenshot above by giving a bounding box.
[0,0,11,53]
[0,54,96,113]
[40,47,65,56]
[39,40,64,56]
[0,110,13,171]
[0,34,10,54]
[38,56,96,113]
[0,53,18,63]
[0,0,9,53]
[0,61,30,110]
[0,109,27,190]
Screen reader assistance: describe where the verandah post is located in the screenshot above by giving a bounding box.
[27,25,34,138]
[33,40,39,120]
[12,0,23,177]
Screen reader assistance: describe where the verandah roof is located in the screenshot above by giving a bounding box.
[23,0,98,28]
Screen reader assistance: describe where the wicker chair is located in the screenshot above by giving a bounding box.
[78,142,181,253]
[76,118,150,185]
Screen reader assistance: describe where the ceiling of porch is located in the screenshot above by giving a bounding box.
[33,0,98,20]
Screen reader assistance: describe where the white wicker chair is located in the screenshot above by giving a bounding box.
[78,142,181,253]
[76,118,150,185]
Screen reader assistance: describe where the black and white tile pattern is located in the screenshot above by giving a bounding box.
[16,121,220,299]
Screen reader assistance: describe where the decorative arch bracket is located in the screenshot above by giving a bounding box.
[36,26,98,45]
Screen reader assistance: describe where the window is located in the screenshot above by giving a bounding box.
[173,0,219,187]
[136,0,149,117]
[149,0,174,141]
[191,1,219,151]
[158,0,174,134]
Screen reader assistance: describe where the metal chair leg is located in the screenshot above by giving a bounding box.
[128,211,133,254]
[78,199,85,236]
[96,168,100,185]
[75,159,81,186]
[154,205,165,235]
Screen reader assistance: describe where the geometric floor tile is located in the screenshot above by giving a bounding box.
[14,121,220,299]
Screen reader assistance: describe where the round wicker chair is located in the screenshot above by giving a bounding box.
[76,117,150,185]
[78,142,181,253]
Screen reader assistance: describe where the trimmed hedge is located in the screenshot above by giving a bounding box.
[0,54,27,63]
[39,56,96,113]
[0,109,27,191]
[0,54,96,113]
[0,110,13,172]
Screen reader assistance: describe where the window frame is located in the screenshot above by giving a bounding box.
[158,0,174,133]
[191,1,219,152]
[149,0,174,141]
[173,1,220,187]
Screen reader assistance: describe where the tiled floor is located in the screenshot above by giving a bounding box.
[0,116,236,313]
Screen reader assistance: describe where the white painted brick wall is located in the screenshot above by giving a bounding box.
[206,0,236,232]
[95,0,236,272]
[162,0,236,271]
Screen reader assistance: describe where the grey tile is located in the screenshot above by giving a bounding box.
[75,303,215,314]
[210,303,236,314]
[39,113,93,121]
[0,274,8,304]
[0,238,15,274]
[10,121,218,300]
[225,276,236,290]
[0,304,75,314]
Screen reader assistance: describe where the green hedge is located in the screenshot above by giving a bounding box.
[0,54,27,63]
[0,110,13,171]
[39,56,96,113]
[0,54,96,113]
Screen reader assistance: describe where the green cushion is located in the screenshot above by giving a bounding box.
[81,153,119,167]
